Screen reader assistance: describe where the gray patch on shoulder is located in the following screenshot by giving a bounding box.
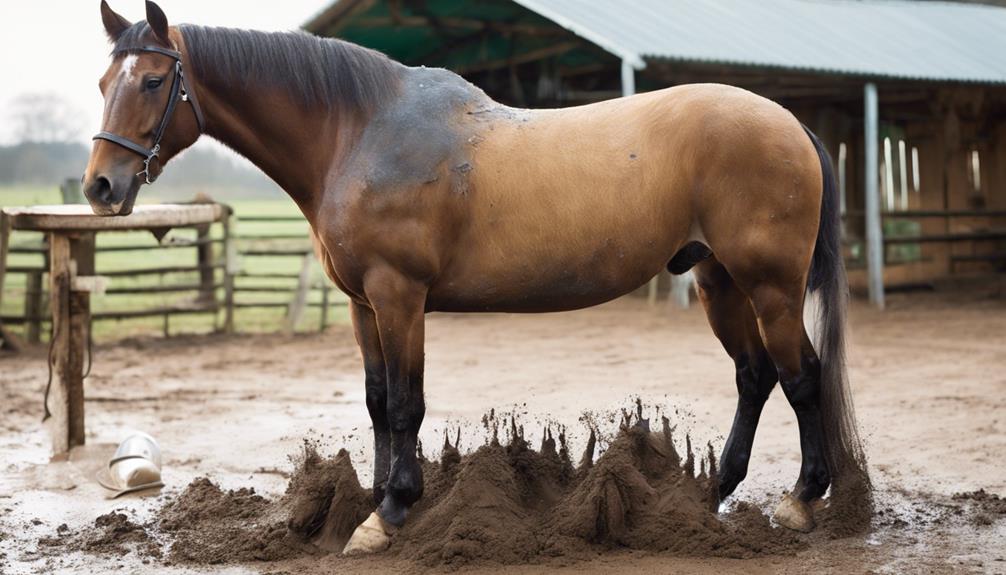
[356,66,490,194]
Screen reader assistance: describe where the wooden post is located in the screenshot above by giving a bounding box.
[196,223,215,305]
[59,178,85,204]
[222,214,236,334]
[864,82,885,309]
[285,254,313,335]
[48,232,93,454]
[0,212,11,349]
[320,282,330,332]
[25,270,43,344]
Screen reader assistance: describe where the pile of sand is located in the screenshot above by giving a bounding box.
[150,407,811,567]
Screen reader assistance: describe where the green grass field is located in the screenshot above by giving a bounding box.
[1,186,349,343]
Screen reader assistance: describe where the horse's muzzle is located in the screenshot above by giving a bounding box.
[83,172,138,216]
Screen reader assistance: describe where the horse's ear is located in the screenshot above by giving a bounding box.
[145,1,171,46]
[100,0,131,42]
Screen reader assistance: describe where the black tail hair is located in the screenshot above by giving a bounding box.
[803,126,870,493]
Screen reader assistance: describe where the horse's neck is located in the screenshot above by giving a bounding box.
[196,82,361,218]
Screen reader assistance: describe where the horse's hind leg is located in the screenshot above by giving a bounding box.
[692,258,778,500]
[742,276,830,532]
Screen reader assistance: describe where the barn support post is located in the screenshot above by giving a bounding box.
[864,82,885,309]
[622,59,663,306]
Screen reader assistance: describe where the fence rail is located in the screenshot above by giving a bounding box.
[0,203,347,346]
[841,208,1006,271]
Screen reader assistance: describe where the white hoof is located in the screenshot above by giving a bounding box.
[342,511,396,555]
[773,493,816,532]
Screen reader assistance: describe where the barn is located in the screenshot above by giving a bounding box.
[305,0,1006,308]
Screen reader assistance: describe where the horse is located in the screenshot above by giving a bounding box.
[85,1,869,553]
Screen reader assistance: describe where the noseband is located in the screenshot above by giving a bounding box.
[93,46,205,185]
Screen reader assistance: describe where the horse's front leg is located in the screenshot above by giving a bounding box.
[343,271,427,554]
[350,301,391,505]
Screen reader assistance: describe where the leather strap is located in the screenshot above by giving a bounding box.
[93,131,153,158]
[92,45,205,184]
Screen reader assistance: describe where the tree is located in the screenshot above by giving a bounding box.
[8,92,86,144]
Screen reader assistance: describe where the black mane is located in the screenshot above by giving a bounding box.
[112,22,402,114]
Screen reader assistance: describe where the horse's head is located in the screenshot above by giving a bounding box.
[84,1,204,216]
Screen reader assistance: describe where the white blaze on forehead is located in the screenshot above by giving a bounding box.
[119,55,139,83]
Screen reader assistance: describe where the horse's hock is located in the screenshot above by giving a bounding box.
[0,204,228,454]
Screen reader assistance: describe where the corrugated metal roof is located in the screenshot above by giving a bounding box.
[513,0,1006,84]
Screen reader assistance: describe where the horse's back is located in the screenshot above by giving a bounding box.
[425,84,819,311]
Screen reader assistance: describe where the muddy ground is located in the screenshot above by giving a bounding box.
[1,287,1005,574]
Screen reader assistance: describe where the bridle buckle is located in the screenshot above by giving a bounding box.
[137,144,161,185]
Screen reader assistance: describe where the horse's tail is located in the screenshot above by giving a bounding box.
[803,126,871,498]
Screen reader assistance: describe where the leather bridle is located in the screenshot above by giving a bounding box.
[93,45,205,184]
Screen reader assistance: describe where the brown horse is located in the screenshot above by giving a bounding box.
[86,1,868,552]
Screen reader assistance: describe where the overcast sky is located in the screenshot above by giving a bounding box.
[0,0,333,146]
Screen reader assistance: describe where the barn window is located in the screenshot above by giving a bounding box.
[911,146,920,193]
[882,137,895,211]
[970,149,982,193]
[898,140,909,210]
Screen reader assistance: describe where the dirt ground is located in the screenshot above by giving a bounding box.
[1,286,1005,574]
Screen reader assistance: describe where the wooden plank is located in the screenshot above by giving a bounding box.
[237,216,307,222]
[235,233,309,240]
[100,263,224,277]
[25,270,44,344]
[240,248,313,256]
[92,303,219,321]
[0,212,14,351]
[844,209,1006,219]
[234,301,341,309]
[94,238,222,252]
[884,232,1006,245]
[104,282,220,295]
[3,204,225,232]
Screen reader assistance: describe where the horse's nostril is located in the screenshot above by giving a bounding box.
[85,175,115,205]
[94,176,113,203]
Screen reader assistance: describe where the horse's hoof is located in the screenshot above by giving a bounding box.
[772,493,816,532]
[342,511,396,555]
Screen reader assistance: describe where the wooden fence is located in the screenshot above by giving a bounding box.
[232,214,342,333]
[0,206,346,344]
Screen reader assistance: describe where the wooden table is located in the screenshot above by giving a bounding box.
[0,204,227,454]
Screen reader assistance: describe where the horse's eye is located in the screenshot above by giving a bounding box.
[146,77,164,90]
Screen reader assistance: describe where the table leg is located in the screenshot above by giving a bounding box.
[47,232,93,454]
